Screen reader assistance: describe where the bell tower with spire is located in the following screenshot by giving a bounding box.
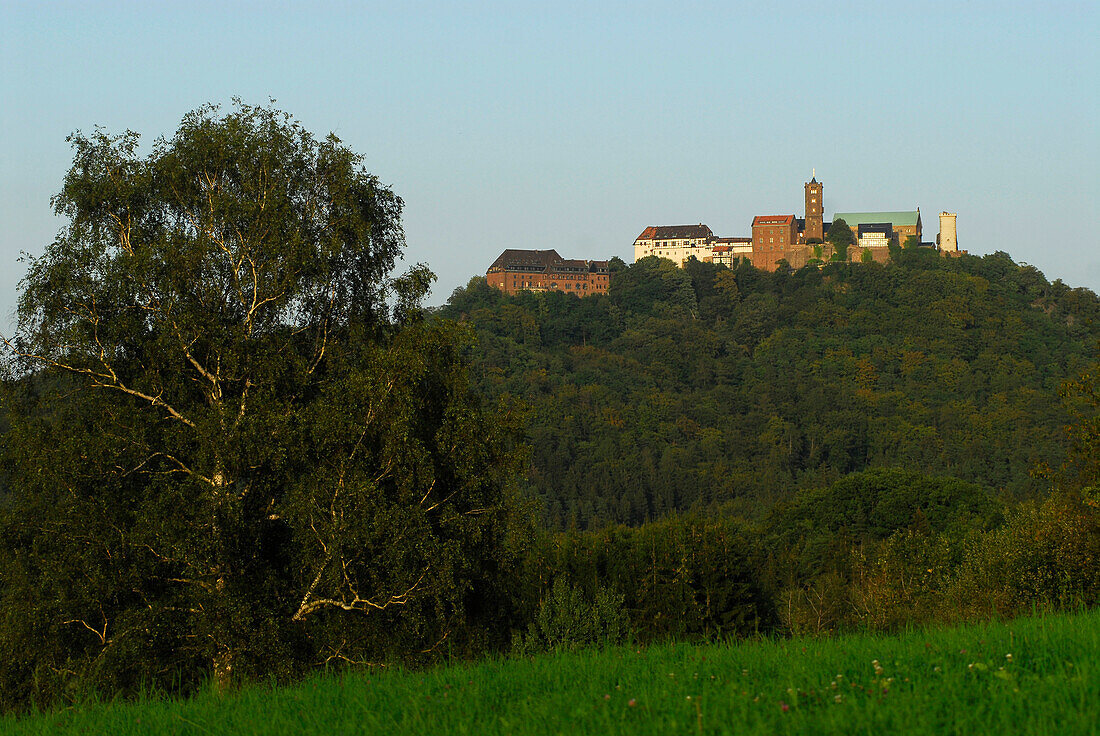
[804,171,824,242]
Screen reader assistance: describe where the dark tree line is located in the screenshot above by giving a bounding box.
[441,251,1100,528]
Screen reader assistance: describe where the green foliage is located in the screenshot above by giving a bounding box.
[5,103,1100,720]
[826,219,854,261]
[607,256,697,316]
[1047,361,1100,492]
[0,102,527,711]
[763,469,1001,634]
[767,468,1100,635]
[442,253,1100,529]
[842,529,962,632]
[820,486,1100,632]
[826,218,855,250]
[949,491,1100,617]
[511,577,628,655]
[525,515,777,642]
[767,468,1000,546]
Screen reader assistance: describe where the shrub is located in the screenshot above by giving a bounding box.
[949,492,1100,616]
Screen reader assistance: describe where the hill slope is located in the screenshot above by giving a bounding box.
[441,250,1100,528]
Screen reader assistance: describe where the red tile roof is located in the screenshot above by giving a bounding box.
[488,249,563,271]
[636,224,713,241]
[487,250,612,275]
[752,215,795,226]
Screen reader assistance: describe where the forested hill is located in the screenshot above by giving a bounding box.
[439,250,1100,529]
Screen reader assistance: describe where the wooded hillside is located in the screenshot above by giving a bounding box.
[441,250,1100,528]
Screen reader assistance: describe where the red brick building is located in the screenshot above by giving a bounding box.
[486,249,612,297]
[751,215,800,270]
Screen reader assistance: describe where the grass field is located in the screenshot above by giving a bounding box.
[5,607,1098,735]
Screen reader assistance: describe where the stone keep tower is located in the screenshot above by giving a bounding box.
[938,212,958,252]
[804,174,824,242]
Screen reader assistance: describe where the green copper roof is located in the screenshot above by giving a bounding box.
[832,211,920,227]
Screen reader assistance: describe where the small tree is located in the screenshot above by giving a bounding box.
[512,577,627,655]
[826,219,854,262]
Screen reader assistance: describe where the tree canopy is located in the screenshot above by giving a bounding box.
[826,218,855,247]
[0,102,525,708]
[441,252,1100,529]
[826,218,855,261]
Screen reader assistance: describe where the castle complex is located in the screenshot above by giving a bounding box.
[634,176,961,271]
[485,176,962,296]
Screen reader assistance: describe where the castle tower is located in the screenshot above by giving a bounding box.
[804,173,824,242]
[938,212,957,252]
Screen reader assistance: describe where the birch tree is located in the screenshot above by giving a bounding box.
[0,102,524,706]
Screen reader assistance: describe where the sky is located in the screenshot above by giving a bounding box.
[1,0,1098,330]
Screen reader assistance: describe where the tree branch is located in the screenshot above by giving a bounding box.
[2,336,197,428]
[291,568,428,621]
[62,610,108,646]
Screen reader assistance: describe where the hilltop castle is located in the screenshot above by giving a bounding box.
[484,176,962,296]
[634,176,961,271]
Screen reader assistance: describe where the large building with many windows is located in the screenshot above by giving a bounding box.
[485,249,612,297]
[750,214,801,270]
[632,224,715,263]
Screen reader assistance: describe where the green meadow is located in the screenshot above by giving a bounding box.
[6,607,1097,736]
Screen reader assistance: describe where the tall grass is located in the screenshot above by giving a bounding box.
[5,607,1098,735]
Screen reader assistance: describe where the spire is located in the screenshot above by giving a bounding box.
[811,167,817,183]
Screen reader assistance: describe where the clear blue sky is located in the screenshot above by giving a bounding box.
[2,0,1097,328]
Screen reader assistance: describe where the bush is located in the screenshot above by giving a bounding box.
[949,492,1100,617]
